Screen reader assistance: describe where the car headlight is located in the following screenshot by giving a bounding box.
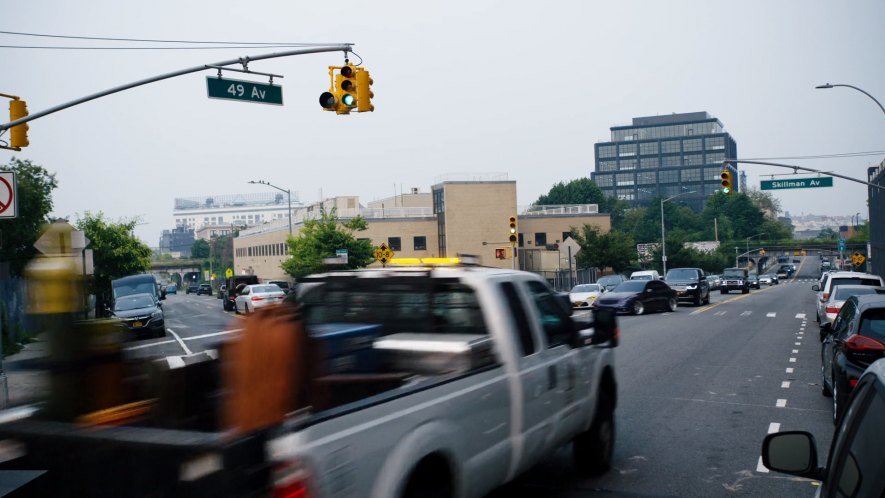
[151,310,163,319]
[687,284,697,289]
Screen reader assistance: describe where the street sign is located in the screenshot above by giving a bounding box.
[225,268,233,278]
[373,243,395,265]
[760,177,833,190]
[837,239,846,252]
[206,77,283,106]
[0,171,17,219]
[852,252,866,267]
[34,222,88,255]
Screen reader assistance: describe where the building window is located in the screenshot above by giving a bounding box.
[599,160,617,172]
[683,138,703,152]
[640,157,658,169]
[618,144,637,157]
[682,168,701,182]
[661,140,680,153]
[637,171,657,185]
[388,237,401,251]
[640,142,659,155]
[662,155,681,167]
[248,247,253,257]
[535,233,547,247]
[659,170,679,183]
[616,189,635,200]
[598,145,616,158]
[414,236,427,251]
[706,136,725,150]
[596,175,614,187]
[619,158,637,171]
[562,231,573,242]
[615,173,635,186]
[705,167,722,181]
[705,152,725,164]
[684,153,703,166]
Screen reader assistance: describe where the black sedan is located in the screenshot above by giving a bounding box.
[821,294,885,424]
[111,293,166,338]
[594,279,677,315]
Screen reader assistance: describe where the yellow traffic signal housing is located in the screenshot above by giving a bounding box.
[338,64,358,113]
[508,216,518,244]
[356,69,374,112]
[720,169,733,194]
[9,99,29,149]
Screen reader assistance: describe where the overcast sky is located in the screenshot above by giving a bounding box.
[3,0,883,245]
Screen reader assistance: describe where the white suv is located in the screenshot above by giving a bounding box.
[813,271,885,325]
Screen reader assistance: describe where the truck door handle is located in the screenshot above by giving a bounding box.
[547,365,557,390]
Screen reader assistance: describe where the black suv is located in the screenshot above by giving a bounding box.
[196,283,212,296]
[222,275,259,311]
[720,268,749,294]
[186,283,199,294]
[664,268,710,306]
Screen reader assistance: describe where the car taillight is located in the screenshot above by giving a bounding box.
[251,296,264,301]
[849,378,859,388]
[844,335,885,352]
[271,460,311,498]
[825,306,840,314]
[822,293,829,300]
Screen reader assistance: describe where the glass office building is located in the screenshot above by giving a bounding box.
[592,112,738,212]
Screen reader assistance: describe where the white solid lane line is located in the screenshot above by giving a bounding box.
[124,339,177,351]
[167,329,193,355]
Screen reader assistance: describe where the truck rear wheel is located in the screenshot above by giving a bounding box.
[401,454,453,498]
[573,390,614,476]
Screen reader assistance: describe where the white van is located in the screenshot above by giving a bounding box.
[630,270,661,281]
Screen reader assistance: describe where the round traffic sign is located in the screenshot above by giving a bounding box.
[0,175,13,216]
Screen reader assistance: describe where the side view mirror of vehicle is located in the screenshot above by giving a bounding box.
[761,431,823,481]
[812,284,820,292]
[575,308,618,348]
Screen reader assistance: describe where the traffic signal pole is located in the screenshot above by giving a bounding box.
[0,44,353,132]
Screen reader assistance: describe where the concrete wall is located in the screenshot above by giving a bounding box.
[436,181,517,268]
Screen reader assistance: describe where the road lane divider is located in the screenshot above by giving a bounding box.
[167,328,193,355]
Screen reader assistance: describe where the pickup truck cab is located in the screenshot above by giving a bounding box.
[0,263,619,498]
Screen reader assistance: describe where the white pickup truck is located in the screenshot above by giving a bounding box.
[0,264,618,498]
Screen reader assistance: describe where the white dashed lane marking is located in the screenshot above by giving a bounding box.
[740,311,752,316]
[767,312,777,317]
[795,313,806,319]
[781,381,791,389]
[756,423,782,473]
[776,399,787,408]
[786,368,794,373]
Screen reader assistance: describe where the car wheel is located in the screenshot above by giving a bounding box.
[821,364,832,397]
[721,289,727,295]
[667,297,677,312]
[573,389,614,476]
[632,301,644,315]
[703,292,711,305]
[234,302,239,314]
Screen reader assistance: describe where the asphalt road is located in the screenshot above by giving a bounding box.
[126,258,837,497]
[491,256,835,497]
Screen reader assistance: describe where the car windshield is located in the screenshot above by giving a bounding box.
[723,270,744,278]
[833,287,885,300]
[597,276,621,286]
[859,309,885,342]
[613,281,646,293]
[830,277,882,289]
[115,294,155,311]
[571,284,601,293]
[666,269,698,281]
[252,285,282,294]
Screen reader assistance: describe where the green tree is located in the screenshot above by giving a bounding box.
[0,158,59,276]
[534,177,628,226]
[745,188,782,219]
[192,239,210,258]
[281,208,375,279]
[818,227,838,240]
[75,212,153,312]
[573,224,636,273]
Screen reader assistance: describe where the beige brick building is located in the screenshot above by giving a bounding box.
[232,176,610,282]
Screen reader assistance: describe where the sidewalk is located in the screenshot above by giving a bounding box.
[1,339,48,407]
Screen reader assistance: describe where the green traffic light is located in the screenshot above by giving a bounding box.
[722,187,730,193]
[342,94,355,106]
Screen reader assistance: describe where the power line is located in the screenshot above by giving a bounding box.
[0,44,317,50]
[0,30,335,46]
[742,150,885,161]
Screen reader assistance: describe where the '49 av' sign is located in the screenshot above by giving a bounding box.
[760,177,833,190]
[206,77,283,106]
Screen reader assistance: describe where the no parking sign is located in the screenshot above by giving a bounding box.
[0,171,17,219]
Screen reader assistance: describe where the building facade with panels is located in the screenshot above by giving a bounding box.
[172,192,302,232]
[592,112,738,212]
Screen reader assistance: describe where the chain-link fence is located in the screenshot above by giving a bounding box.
[531,267,599,292]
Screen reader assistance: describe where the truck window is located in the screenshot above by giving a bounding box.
[526,281,573,348]
[499,282,536,356]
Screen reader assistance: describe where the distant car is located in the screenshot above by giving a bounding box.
[793,259,801,264]
[595,279,677,315]
[630,270,661,281]
[821,294,885,423]
[762,357,885,496]
[819,285,885,329]
[196,283,212,296]
[165,284,177,294]
[217,284,226,299]
[747,274,761,289]
[569,283,604,309]
[758,274,772,285]
[186,283,199,294]
[707,275,721,290]
[110,292,165,338]
[234,283,287,314]
[596,274,627,292]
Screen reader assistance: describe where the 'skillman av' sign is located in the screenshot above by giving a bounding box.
[760,177,833,190]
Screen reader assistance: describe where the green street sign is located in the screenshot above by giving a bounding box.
[760,177,833,190]
[206,77,283,106]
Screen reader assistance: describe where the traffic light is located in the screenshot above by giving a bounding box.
[495,247,507,259]
[9,98,29,149]
[338,64,358,112]
[720,169,733,194]
[356,68,374,112]
[508,216,517,244]
[319,65,352,115]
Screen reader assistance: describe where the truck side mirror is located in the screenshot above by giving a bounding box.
[812,285,820,292]
[589,308,618,348]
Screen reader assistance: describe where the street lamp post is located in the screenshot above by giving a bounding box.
[248,180,292,237]
[660,190,696,275]
[816,83,885,117]
[745,233,765,271]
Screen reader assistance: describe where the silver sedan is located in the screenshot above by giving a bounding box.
[234,284,287,314]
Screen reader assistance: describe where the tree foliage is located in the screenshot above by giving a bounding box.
[191,239,210,259]
[573,225,636,273]
[535,177,629,226]
[0,158,58,276]
[281,208,375,279]
[75,212,153,309]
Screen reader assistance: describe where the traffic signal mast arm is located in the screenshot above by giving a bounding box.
[722,159,885,191]
[0,44,353,133]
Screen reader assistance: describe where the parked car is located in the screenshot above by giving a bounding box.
[747,274,761,289]
[596,274,627,292]
[186,283,199,294]
[595,279,677,315]
[820,294,885,424]
[196,283,213,296]
[707,274,721,290]
[268,280,292,294]
[629,270,661,281]
[664,267,710,306]
[819,285,885,329]
[763,357,885,497]
[813,271,885,325]
[569,283,604,309]
[234,283,287,314]
[110,292,165,338]
[165,284,177,294]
